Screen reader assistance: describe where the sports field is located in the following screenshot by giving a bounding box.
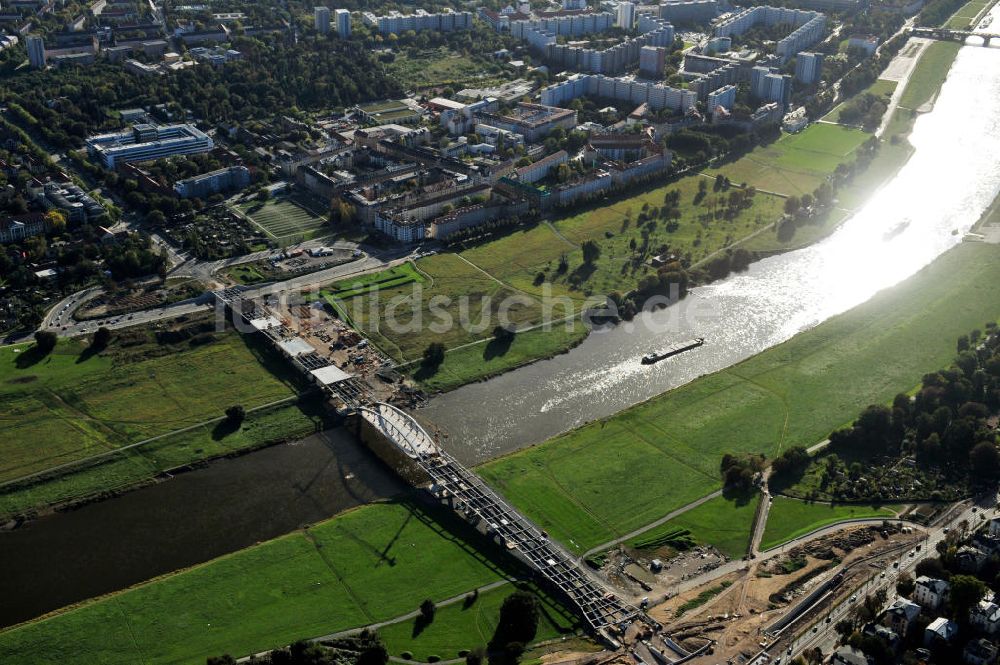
[705,124,870,196]
[238,196,329,242]
[0,500,551,664]
[0,326,299,485]
[760,497,900,551]
[478,242,1000,553]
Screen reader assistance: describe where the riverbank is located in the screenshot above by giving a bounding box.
[476,241,1000,554]
[0,498,579,664]
[396,38,959,395]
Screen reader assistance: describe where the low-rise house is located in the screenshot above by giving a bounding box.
[862,623,900,652]
[831,645,870,665]
[971,598,1000,635]
[0,213,47,243]
[958,545,990,573]
[885,598,922,636]
[924,617,958,647]
[965,638,999,665]
[914,576,950,610]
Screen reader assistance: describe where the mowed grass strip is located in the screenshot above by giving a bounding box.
[0,332,298,483]
[0,501,524,665]
[760,497,900,551]
[479,242,1000,553]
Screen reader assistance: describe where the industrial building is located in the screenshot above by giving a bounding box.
[658,0,719,24]
[335,8,351,36]
[540,74,697,113]
[751,66,792,106]
[29,181,106,222]
[714,6,826,61]
[314,6,330,34]
[639,45,668,77]
[26,34,44,69]
[706,84,736,114]
[474,103,578,142]
[174,166,251,198]
[795,51,823,84]
[617,1,635,29]
[86,124,215,168]
[361,9,473,35]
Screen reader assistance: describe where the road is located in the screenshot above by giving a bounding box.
[783,494,998,661]
[876,36,932,137]
[21,239,420,344]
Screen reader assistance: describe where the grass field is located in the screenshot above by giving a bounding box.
[898,41,962,112]
[626,493,760,559]
[478,242,1000,553]
[238,196,329,243]
[459,176,786,303]
[824,79,898,125]
[760,497,900,551]
[0,500,562,664]
[705,124,870,196]
[944,0,989,28]
[386,47,502,90]
[0,327,299,485]
[0,398,327,519]
[379,584,576,661]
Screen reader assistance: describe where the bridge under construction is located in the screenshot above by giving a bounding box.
[212,289,645,646]
[355,402,642,644]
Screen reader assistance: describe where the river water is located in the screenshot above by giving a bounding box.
[425,41,1000,464]
[0,431,403,628]
[4,39,1000,631]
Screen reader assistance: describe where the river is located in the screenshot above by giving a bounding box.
[425,40,1000,464]
[0,430,404,628]
[4,37,1000,631]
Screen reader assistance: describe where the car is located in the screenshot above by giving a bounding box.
[850,595,857,602]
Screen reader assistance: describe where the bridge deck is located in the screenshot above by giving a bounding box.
[358,403,640,636]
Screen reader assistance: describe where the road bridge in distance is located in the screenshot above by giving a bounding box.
[910,26,999,45]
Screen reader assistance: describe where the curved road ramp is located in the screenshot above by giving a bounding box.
[354,402,647,647]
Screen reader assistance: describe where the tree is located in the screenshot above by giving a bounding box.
[784,196,801,215]
[422,342,446,368]
[419,598,436,622]
[257,188,271,202]
[358,642,389,665]
[970,441,1000,479]
[91,326,112,350]
[491,591,540,649]
[581,240,601,265]
[225,404,246,426]
[206,656,236,665]
[34,329,57,354]
[949,574,987,620]
[896,571,915,597]
[44,209,67,233]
